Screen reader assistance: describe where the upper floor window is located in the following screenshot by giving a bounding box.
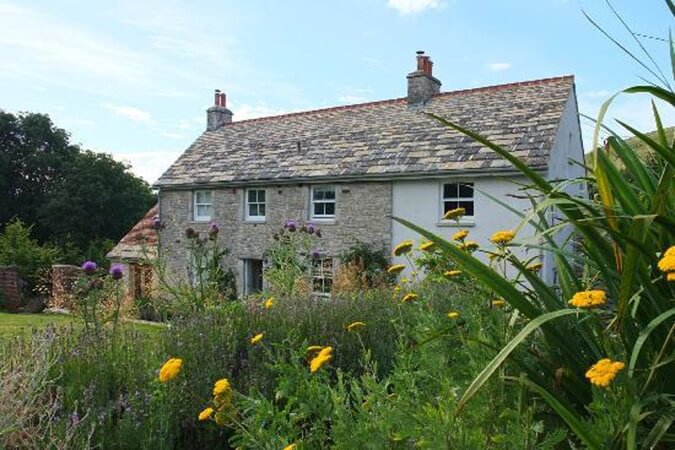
[246,188,266,221]
[193,190,213,222]
[311,185,336,219]
[442,182,474,219]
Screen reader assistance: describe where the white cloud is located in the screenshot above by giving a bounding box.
[102,103,152,123]
[488,62,512,71]
[103,149,183,184]
[387,0,442,14]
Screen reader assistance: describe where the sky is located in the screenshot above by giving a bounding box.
[0,0,672,184]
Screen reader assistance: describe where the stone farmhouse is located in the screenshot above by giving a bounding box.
[144,51,584,297]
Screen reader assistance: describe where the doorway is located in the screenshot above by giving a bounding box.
[242,259,263,295]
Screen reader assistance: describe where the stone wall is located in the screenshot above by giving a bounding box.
[0,266,21,311]
[51,264,81,310]
[158,182,392,292]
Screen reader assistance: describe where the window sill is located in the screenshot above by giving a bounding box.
[244,218,266,224]
[436,220,475,228]
[310,217,336,225]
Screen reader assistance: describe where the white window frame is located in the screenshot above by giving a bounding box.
[245,188,266,222]
[311,257,333,298]
[310,185,336,220]
[193,190,213,222]
[441,182,475,222]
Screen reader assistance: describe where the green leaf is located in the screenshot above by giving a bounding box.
[641,409,674,449]
[455,309,582,414]
[506,375,603,449]
[628,309,675,378]
[624,85,675,107]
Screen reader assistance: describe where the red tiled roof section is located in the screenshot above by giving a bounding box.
[119,204,159,246]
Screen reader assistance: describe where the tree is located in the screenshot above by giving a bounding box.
[0,219,57,290]
[0,111,156,262]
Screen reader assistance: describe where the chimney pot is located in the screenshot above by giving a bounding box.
[207,89,233,130]
[407,51,441,105]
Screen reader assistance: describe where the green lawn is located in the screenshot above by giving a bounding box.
[0,311,163,338]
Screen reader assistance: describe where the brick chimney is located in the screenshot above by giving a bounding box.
[407,51,441,105]
[206,89,233,131]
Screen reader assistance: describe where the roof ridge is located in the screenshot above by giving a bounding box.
[224,75,574,127]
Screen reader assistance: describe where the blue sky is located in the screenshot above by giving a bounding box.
[1,0,672,183]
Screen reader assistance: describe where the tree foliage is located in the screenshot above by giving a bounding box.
[0,111,156,263]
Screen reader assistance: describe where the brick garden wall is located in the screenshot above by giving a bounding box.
[0,266,21,311]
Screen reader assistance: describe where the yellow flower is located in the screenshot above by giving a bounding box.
[447,311,460,319]
[443,207,465,220]
[213,378,231,396]
[393,240,414,256]
[657,246,675,281]
[459,241,479,251]
[402,292,418,303]
[490,230,515,245]
[568,290,606,308]
[452,229,469,241]
[400,277,408,284]
[250,333,264,345]
[347,321,366,332]
[419,241,435,252]
[283,444,297,450]
[158,357,183,383]
[309,346,333,373]
[387,264,405,274]
[526,262,543,272]
[492,299,506,308]
[198,407,214,421]
[264,297,275,309]
[585,358,625,388]
[443,270,462,278]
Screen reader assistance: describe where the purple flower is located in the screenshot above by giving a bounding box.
[311,249,321,259]
[315,229,322,238]
[109,264,124,281]
[185,227,197,239]
[152,216,162,229]
[82,261,97,274]
[208,222,220,240]
[285,220,297,232]
[306,223,316,234]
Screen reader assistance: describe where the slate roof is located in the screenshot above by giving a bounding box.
[107,204,158,261]
[155,76,574,188]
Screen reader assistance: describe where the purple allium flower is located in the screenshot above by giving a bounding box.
[306,223,316,234]
[285,220,297,232]
[311,249,321,259]
[110,264,124,281]
[315,229,322,238]
[82,260,97,274]
[152,215,162,229]
[208,222,219,240]
[185,227,197,239]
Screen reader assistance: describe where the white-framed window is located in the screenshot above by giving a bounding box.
[245,188,266,221]
[193,190,213,222]
[311,257,333,297]
[442,182,474,219]
[311,185,336,219]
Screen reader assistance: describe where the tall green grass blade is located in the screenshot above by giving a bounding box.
[641,409,674,449]
[506,375,603,449]
[607,135,656,196]
[624,85,675,106]
[618,120,675,167]
[455,309,582,414]
[628,309,675,377]
[596,149,643,215]
[617,217,654,325]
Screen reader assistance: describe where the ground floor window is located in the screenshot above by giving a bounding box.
[311,257,333,297]
[243,258,264,295]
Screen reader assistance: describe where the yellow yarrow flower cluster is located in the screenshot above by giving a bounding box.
[452,229,469,241]
[264,297,275,309]
[347,321,366,332]
[387,264,405,274]
[419,241,435,252]
[158,357,183,383]
[492,299,506,308]
[250,333,264,345]
[657,246,675,281]
[568,290,606,308]
[283,444,297,450]
[526,262,543,272]
[443,207,465,220]
[393,240,414,256]
[459,241,479,252]
[585,358,625,388]
[309,346,333,373]
[402,292,418,303]
[199,377,236,425]
[447,311,460,319]
[490,230,515,245]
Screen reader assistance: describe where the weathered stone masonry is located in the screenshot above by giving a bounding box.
[158,181,392,292]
